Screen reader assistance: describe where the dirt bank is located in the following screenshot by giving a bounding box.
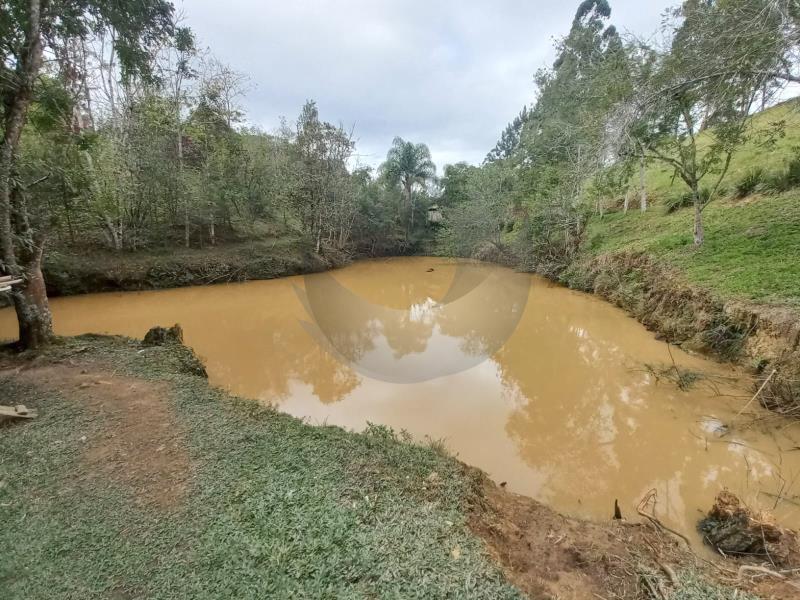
[556,250,800,416]
[40,238,351,298]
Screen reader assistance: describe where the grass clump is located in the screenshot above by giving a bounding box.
[664,187,711,214]
[0,336,522,600]
[763,155,800,193]
[733,167,766,198]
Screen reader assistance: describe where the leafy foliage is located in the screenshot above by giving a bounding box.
[379,137,436,238]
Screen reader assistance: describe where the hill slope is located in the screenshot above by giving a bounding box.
[586,98,800,307]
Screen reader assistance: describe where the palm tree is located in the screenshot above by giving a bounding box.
[379,137,436,235]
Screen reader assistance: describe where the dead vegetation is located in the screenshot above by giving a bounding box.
[643,361,703,391]
[699,490,800,568]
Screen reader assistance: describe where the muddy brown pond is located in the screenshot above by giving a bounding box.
[3,256,800,544]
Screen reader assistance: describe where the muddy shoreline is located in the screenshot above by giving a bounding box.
[556,251,800,416]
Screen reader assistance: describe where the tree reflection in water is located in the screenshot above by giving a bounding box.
[299,263,530,383]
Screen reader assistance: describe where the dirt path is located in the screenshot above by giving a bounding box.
[5,362,190,509]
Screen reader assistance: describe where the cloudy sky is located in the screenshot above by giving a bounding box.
[182,0,677,171]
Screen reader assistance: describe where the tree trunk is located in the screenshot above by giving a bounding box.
[209,206,216,246]
[639,151,648,213]
[183,203,190,248]
[178,134,190,248]
[175,77,188,248]
[623,191,630,214]
[13,243,53,349]
[693,188,704,246]
[405,181,414,237]
[1,0,52,349]
[102,214,122,250]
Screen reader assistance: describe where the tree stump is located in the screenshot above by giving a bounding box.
[142,324,184,347]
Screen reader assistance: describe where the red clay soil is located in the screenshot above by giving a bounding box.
[470,481,800,599]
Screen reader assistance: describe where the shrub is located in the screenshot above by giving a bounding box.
[764,156,800,193]
[733,167,765,198]
[664,187,711,214]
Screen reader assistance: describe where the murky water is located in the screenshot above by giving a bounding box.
[3,256,800,542]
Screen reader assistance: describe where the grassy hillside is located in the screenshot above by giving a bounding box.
[645,98,800,203]
[586,191,800,305]
[586,99,800,307]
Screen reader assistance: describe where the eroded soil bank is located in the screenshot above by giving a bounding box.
[554,251,800,416]
[1,335,796,599]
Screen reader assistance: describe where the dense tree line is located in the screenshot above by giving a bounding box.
[1,0,438,348]
[440,0,800,268]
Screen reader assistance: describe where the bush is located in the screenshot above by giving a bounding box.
[764,156,800,193]
[664,187,711,214]
[733,167,765,198]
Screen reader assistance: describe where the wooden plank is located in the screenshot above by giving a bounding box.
[0,405,38,419]
[0,277,22,293]
[0,279,22,293]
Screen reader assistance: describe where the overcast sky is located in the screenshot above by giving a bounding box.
[182,0,677,171]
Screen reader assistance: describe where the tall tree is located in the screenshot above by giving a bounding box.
[510,0,629,268]
[485,106,529,163]
[624,0,798,245]
[379,137,436,236]
[0,0,175,348]
[166,26,196,248]
[291,100,356,252]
